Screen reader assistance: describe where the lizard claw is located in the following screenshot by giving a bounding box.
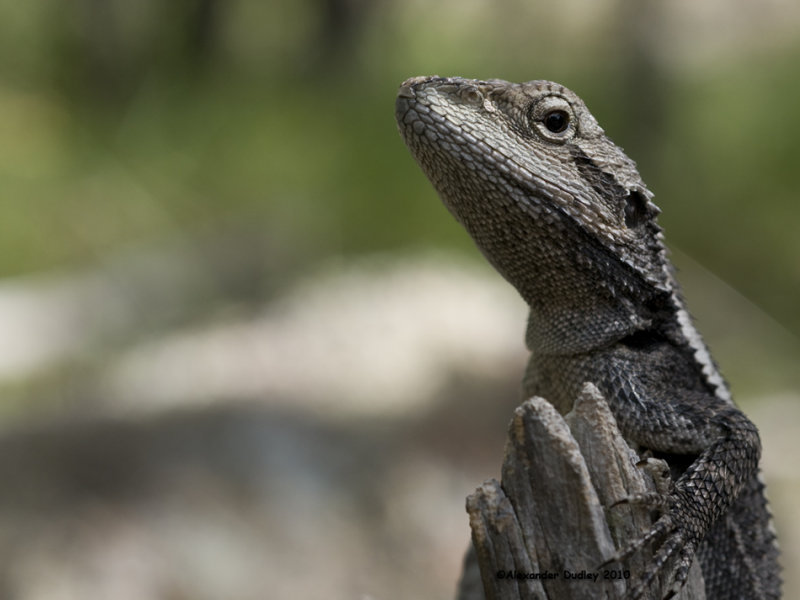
[609,490,668,510]
[602,506,699,600]
[598,511,670,569]
[625,530,696,600]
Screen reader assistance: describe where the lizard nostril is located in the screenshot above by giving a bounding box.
[461,86,483,104]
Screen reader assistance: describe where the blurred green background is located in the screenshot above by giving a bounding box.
[0,1,797,598]
[2,0,799,313]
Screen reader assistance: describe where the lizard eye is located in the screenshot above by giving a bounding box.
[543,110,569,133]
[530,95,576,142]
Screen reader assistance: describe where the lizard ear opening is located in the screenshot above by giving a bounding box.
[624,190,650,228]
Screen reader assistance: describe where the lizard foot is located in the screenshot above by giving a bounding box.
[601,508,698,600]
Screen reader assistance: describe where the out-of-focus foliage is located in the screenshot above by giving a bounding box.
[0,0,798,331]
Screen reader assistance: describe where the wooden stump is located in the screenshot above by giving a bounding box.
[455,383,705,600]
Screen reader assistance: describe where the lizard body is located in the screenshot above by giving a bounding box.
[395,76,780,599]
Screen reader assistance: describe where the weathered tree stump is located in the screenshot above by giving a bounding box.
[455,383,705,600]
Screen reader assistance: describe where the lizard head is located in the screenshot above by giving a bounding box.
[396,76,675,353]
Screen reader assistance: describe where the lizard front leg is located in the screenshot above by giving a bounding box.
[618,406,759,598]
[590,346,762,599]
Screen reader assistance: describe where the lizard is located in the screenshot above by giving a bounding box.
[394,76,781,599]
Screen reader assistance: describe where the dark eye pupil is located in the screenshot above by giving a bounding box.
[544,110,569,133]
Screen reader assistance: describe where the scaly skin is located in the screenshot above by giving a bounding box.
[395,76,780,599]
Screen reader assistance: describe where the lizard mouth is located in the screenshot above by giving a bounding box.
[394,82,417,125]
